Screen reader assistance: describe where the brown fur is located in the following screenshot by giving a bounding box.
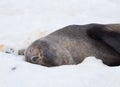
[24,23,120,67]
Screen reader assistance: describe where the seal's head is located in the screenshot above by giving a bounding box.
[25,39,75,67]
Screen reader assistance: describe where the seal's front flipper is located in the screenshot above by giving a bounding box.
[101,33,120,54]
[87,24,120,54]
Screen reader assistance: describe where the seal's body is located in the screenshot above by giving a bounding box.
[25,24,120,67]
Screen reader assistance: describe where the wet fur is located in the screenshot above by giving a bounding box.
[25,23,120,67]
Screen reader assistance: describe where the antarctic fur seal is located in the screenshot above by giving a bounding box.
[24,23,120,67]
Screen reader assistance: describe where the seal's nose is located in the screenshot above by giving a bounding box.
[31,57,39,63]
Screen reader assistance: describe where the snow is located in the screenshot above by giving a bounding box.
[0,0,120,87]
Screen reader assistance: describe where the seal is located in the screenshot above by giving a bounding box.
[24,23,120,67]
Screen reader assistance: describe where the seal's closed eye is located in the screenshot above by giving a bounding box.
[31,57,39,63]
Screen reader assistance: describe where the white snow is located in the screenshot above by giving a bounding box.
[0,0,120,87]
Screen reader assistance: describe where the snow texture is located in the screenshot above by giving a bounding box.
[0,0,120,87]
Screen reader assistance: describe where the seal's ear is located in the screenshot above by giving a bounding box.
[87,24,120,54]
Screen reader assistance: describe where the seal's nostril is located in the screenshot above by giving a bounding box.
[31,57,38,62]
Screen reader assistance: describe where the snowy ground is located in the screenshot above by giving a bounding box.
[0,0,120,87]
